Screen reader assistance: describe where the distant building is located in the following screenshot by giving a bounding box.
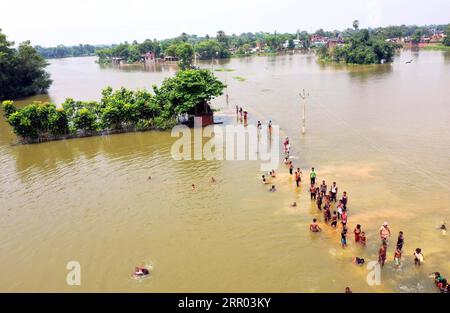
[430,33,445,43]
[310,34,329,47]
[282,39,304,49]
[164,56,179,62]
[141,51,155,63]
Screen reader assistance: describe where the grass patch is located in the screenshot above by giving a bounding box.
[232,76,247,82]
[422,44,450,51]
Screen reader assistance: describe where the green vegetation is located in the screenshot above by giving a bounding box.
[2,69,225,143]
[0,29,52,100]
[422,44,450,51]
[443,25,450,46]
[317,24,396,64]
[232,76,246,82]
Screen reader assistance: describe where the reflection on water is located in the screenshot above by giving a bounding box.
[1,51,449,292]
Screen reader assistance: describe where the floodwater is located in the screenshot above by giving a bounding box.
[1,51,449,292]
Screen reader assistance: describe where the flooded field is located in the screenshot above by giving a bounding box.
[0,51,449,292]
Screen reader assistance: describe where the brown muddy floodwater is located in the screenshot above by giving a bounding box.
[1,51,449,292]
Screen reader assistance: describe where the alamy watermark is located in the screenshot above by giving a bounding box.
[171,117,280,171]
[66,260,81,286]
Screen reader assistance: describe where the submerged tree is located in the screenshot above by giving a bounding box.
[3,69,226,142]
[0,29,52,100]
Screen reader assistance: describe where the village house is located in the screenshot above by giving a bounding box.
[140,51,155,63]
[310,34,329,47]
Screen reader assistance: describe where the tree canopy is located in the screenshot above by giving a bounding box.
[0,29,52,100]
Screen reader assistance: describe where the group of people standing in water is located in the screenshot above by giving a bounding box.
[260,130,448,293]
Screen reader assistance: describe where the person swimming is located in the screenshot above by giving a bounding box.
[191,184,196,191]
[133,266,150,277]
[270,169,276,178]
[345,287,352,293]
[310,218,321,232]
[210,177,216,183]
[440,222,447,235]
[353,257,365,265]
[269,185,276,192]
[148,176,152,180]
[290,202,297,207]
[261,175,268,184]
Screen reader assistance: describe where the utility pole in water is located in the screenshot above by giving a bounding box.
[299,89,309,135]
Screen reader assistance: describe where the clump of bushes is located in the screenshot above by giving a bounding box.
[2,69,225,143]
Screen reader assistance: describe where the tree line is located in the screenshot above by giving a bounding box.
[34,44,107,59]
[2,69,225,143]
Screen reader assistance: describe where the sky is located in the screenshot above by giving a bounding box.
[1,0,449,46]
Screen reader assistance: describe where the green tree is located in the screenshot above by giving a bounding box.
[216,30,228,47]
[153,69,225,116]
[195,40,222,59]
[175,42,194,69]
[411,29,423,44]
[73,108,97,132]
[48,108,69,135]
[443,26,450,46]
[0,29,52,100]
[288,39,295,49]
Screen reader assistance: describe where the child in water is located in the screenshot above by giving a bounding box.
[341,228,348,248]
[394,248,402,267]
[133,266,150,277]
[331,211,338,228]
[396,231,404,251]
[378,243,387,267]
[310,218,321,232]
[360,232,367,245]
[316,192,323,210]
[414,248,424,266]
[310,184,316,200]
[354,224,362,243]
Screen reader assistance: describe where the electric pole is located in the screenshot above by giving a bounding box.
[299,89,309,135]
